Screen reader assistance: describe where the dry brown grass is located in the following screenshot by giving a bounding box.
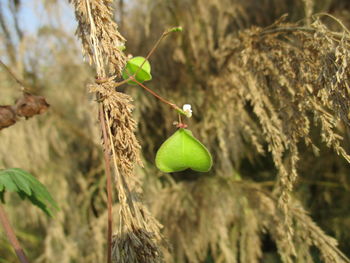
[149,175,350,263]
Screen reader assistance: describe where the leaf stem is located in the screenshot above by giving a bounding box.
[0,204,30,263]
[129,76,186,116]
[119,27,186,117]
[132,28,178,82]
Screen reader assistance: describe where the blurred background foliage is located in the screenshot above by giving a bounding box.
[0,0,350,262]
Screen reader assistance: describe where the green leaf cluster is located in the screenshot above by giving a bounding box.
[0,168,59,217]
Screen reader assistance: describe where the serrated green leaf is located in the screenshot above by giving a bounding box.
[155,128,213,173]
[17,169,59,212]
[0,168,59,216]
[0,172,18,192]
[12,173,32,195]
[27,194,53,217]
[122,56,152,85]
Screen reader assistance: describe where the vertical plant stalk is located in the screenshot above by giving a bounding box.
[0,204,29,263]
[98,70,114,263]
[98,102,113,263]
[84,1,114,262]
[70,0,128,261]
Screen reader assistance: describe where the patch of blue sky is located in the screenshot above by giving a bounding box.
[1,1,83,68]
[18,1,76,35]
[18,1,40,34]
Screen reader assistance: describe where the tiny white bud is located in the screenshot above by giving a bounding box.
[183,104,191,111]
[182,104,192,118]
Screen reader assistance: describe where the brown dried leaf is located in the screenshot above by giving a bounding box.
[15,94,50,119]
[0,106,16,130]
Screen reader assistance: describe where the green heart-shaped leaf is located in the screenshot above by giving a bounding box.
[155,128,213,173]
[122,56,152,85]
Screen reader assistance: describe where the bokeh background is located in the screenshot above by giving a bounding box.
[1,0,350,262]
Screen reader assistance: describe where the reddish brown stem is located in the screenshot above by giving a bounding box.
[129,76,180,112]
[131,28,178,81]
[98,102,113,263]
[0,204,29,263]
[121,29,188,117]
[132,32,168,78]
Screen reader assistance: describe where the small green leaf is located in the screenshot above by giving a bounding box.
[0,168,59,216]
[122,56,152,85]
[155,128,213,173]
